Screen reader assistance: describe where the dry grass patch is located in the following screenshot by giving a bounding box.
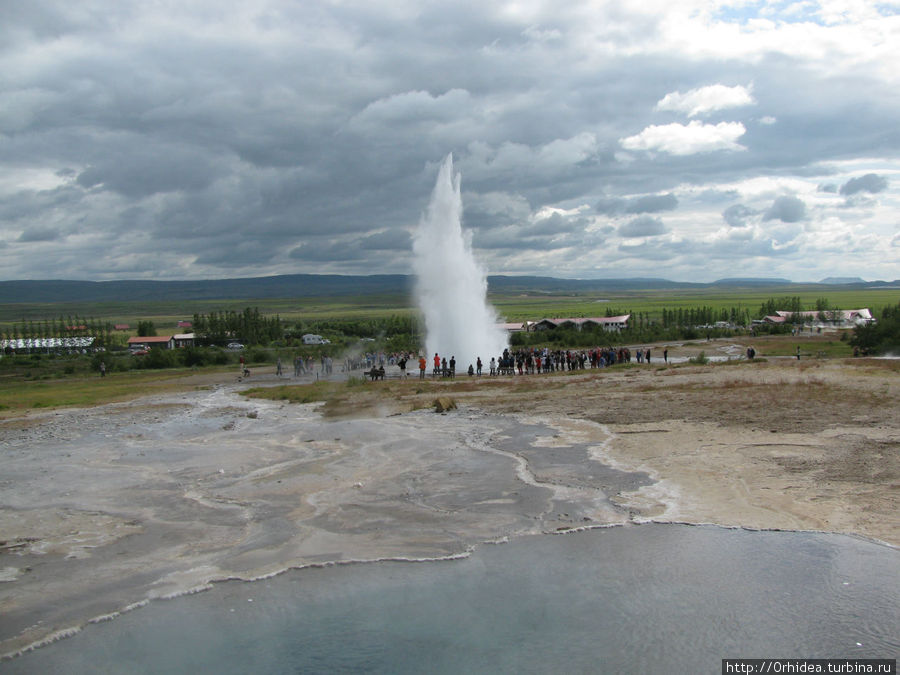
[0,367,235,418]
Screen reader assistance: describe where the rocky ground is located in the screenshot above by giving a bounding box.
[1,339,897,659]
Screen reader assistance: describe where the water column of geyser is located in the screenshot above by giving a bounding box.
[413,155,508,368]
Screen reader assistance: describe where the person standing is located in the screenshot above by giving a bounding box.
[419,355,427,379]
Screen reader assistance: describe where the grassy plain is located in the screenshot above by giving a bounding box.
[0,367,235,417]
[491,286,900,321]
[2,285,896,415]
[2,286,899,334]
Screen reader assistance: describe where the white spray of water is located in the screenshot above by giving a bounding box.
[413,154,508,367]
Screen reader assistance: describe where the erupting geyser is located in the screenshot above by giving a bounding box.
[413,154,508,367]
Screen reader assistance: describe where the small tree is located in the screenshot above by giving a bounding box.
[137,320,157,337]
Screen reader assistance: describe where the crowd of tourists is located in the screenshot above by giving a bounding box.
[288,354,333,376]
[279,346,660,380]
[411,345,658,379]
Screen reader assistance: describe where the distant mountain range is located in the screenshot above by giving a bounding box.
[0,274,896,304]
[818,276,868,285]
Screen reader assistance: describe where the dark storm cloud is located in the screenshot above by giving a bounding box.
[618,229,800,265]
[358,229,413,251]
[472,219,581,251]
[17,226,61,242]
[595,193,678,215]
[839,173,888,196]
[763,196,806,223]
[594,193,678,216]
[0,2,898,282]
[75,144,226,198]
[618,216,668,238]
[722,204,757,227]
[616,240,675,261]
[524,213,590,237]
[624,193,678,214]
[288,240,367,263]
[594,197,626,215]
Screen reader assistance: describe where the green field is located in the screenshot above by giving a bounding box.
[2,286,898,333]
[3,279,899,416]
[491,286,900,322]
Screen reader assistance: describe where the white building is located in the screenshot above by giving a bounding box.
[529,315,631,333]
[1,337,96,352]
[772,309,874,328]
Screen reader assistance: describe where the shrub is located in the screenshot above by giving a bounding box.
[138,348,179,370]
[247,347,271,364]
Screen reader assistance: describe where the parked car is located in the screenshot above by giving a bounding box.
[226,342,244,350]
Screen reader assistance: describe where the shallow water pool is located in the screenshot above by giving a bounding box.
[7,524,898,673]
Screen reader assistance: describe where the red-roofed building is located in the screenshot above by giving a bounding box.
[128,335,174,350]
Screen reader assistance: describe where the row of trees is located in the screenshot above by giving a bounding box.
[288,315,421,353]
[191,308,284,346]
[579,307,752,330]
[756,296,844,321]
[510,321,739,349]
[660,306,752,328]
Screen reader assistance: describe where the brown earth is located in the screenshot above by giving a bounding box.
[318,352,900,546]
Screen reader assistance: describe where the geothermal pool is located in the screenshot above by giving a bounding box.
[6,524,897,673]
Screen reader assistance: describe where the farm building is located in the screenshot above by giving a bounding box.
[528,315,631,333]
[173,333,196,348]
[496,322,528,333]
[764,309,874,328]
[127,336,175,350]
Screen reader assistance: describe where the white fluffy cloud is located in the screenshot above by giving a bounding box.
[620,121,747,155]
[655,84,755,117]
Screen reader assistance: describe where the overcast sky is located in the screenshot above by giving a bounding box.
[2,1,899,283]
